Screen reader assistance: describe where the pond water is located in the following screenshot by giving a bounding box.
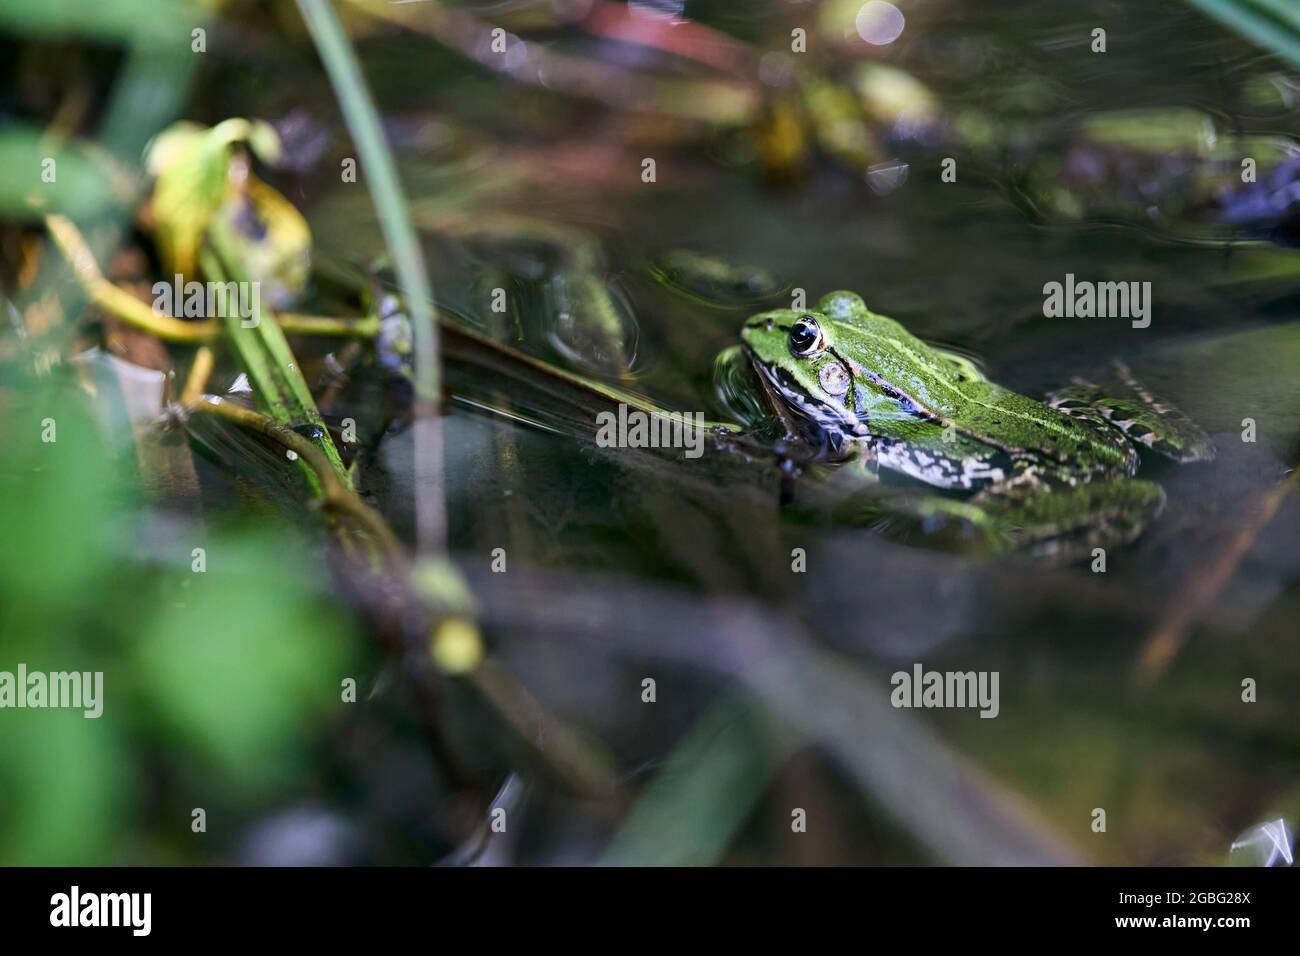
[265,0,1300,863]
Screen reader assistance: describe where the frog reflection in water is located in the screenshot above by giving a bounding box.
[725,290,1215,555]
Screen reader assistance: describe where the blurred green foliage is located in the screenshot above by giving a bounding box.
[0,0,200,47]
[0,377,356,864]
[0,127,126,220]
[602,694,790,866]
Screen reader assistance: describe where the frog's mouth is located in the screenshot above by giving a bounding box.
[742,346,858,460]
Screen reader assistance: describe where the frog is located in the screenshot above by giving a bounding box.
[727,290,1215,556]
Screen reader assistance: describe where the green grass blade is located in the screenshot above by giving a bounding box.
[295,0,444,547]
[601,694,791,866]
[201,249,349,492]
[1185,0,1300,67]
[292,0,436,389]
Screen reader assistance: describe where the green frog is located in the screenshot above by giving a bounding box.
[725,290,1215,555]
[356,227,1211,556]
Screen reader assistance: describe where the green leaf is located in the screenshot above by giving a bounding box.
[1185,0,1300,67]
[211,174,312,309]
[144,119,341,484]
[0,709,127,865]
[202,251,348,488]
[0,0,200,47]
[0,389,117,625]
[131,528,355,791]
[145,119,280,278]
[0,384,130,864]
[0,126,131,220]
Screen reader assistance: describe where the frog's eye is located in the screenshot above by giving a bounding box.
[788,316,824,357]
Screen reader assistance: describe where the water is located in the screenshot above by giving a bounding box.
[294,0,1300,864]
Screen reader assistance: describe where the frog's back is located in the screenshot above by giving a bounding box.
[820,291,1137,476]
[948,379,1137,474]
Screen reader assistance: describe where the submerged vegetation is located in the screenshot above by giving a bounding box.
[0,1,1298,866]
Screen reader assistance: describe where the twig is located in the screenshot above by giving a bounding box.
[578,0,755,77]
[277,312,382,337]
[1135,464,1300,683]
[46,214,218,343]
[469,662,619,799]
[184,392,405,562]
[46,214,381,343]
[180,345,215,406]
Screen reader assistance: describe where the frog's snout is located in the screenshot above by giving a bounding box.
[738,325,760,359]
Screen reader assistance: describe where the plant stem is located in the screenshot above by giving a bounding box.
[1185,0,1300,67]
[1135,462,1300,683]
[277,312,382,337]
[47,214,381,343]
[180,346,215,406]
[185,393,405,562]
[46,214,218,343]
[296,0,447,555]
[200,246,350,490]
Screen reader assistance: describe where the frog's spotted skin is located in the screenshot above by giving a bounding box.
[738,290,1214,555]
[869,429,1014,491]
[1048,362,1217,463]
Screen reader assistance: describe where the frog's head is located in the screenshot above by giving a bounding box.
[740,291,870,434]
